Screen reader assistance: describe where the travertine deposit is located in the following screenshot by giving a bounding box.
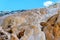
[0,3,60,40]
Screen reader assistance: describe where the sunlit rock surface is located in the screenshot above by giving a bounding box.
[0,3,60,40]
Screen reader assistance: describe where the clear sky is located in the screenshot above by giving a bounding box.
[0,0,59,11]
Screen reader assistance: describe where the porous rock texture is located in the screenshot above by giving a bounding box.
[0,3,60,40]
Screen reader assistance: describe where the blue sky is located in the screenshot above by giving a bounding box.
[0,0,59,11]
